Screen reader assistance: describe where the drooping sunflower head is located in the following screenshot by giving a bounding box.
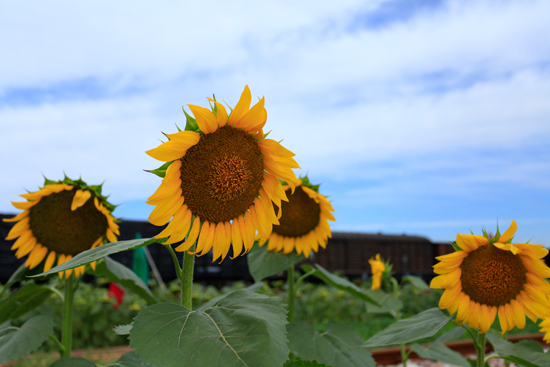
[4,176,119,278]
[369,254,385,290]
[431,220,550,334]
[146,86,300,263]
[256,176,335,258]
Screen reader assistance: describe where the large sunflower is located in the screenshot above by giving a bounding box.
[146,86,299,262]
[256,177,335,258]
[431,220,550,334]
[369,254,385,290]
[4,177,119,278]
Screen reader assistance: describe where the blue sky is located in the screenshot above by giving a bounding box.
[1,0,549,245]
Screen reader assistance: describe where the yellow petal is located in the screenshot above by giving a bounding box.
[213,101,228,127]
[230,220,243,259]
[468,301,481,329]
[283,236,295,255]
[71,189,92,211]
[439,284,461,310]
[165,131,200,149]
[43,251,56,273]
[27,245,48,270]
[3,210,29,223]
[146,140,187,162]
[11,201,37,210]
[430,274,446,288]
[156,205,188,239]
[456,234,487,252]
[148,193,184,226]
[498,306,509,334]
[515,243,548,259]
[228,85,251,127]
[199,222,216,256]
[498,220,517,243]
[165,207,192,246]
[6,216,29,240]
[239,215,253,252]
[147,176,182,204]
[15,237,36,258]
[11,230,32,250]
[510,299,526,329]
[442,268,462,288]
[258,139,296,158]
[188,104,218,134]
[177,216,201,252]
[106,228,117,243]
[456,294,471,322]
[237,97,265,130]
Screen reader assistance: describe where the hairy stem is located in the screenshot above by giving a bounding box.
[287,265,295,322]
[61,274,75,358]
[181,243,196,310]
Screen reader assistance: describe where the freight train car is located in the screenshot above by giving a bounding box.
[1,214,451,284]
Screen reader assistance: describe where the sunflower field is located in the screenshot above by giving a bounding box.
[2,86,550,367]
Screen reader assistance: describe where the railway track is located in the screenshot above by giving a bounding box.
[371,332,549,365]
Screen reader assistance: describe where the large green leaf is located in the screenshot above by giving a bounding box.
[108,352,153,367]
[32,237,166,277]
[49,357,97,367]
[302,264,379,306]
[130,289,288,367]
[90,257,157,305]
[362,308,451,348]
[287,321,375,367]
[284,360,328,367]
[196,282,264,312]
[0,283,55,324]
[0,315,54,364]
[247,244,304,282]
[365,290,403,314]
[113,323,133,336]
[486,332,550,367]
[410,342,470,367]
[401,275,430,290]
[434,325,465,343]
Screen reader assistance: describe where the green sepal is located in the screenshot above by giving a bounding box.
[145,161,172,178]
[182,107,200,132]
[451,241,462,251]
[42,176,117,214]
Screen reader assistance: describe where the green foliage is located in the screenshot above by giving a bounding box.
[33,238,167,277]
[48,357,97,367]
[410,342,470,367]
[89,257,156,305]
[362,308,451,348]
[145,161,171,178]
[287,320,375,367]
[130,289,289,367]
[247,243,304,282]
[301,264,379,306]
[365,290,403,314]
[0,316,54,364]
[486,332,550,367]
[0,283,55,324]
[284,359,328,367]
[46,352,152,367]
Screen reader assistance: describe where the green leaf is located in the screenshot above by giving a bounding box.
[113,323,133,336]
[146,162,171,178]
[410,342,470,367]
[108,352,153,367]
[451,241,462,251]
[32,238,166,277]
[365,290,403,314]
[130,289,289,367]
[0,283,55,324]
[0,315,54,364]
[302,264,379,306]
[196,282,264,312]
[90,257,157,305]
[48,357,97,367]
[284,360,329,367]
[435,326,465,343]
[362,308,451,348]
[401,275,430,290]
[247,244,304,282]
[486,332,550,367]
[287,321,375,367]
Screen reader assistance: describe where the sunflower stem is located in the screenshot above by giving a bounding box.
[181,243,196,310]
[477,332,486,367]
[400,344,408,367]
[287,265,295,322]
[61,274,75,358]
[49,334,65,356]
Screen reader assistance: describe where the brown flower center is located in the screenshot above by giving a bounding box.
[179,125,264,223]
[28,188,108,255]
[460,244,527,307]
[272,186,321,237]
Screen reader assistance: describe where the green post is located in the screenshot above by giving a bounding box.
[132,232,150,284]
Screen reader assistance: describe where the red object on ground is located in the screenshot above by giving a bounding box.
[108,282,125,309]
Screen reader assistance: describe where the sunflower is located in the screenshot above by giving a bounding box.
[256,176,335,258]
[146,86,299,262]
[4,177,119,278]
[431,220,550,334]
[369,254,385,290]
